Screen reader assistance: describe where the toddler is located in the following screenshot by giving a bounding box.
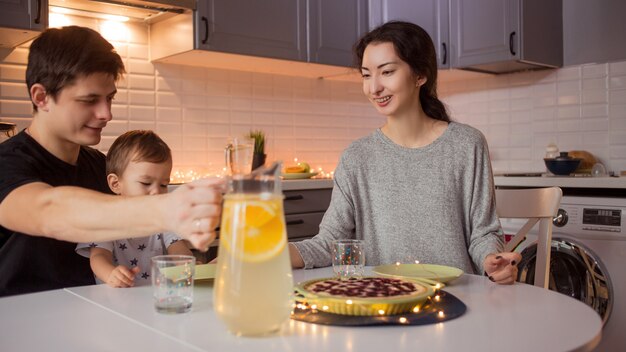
[77,130,195,287]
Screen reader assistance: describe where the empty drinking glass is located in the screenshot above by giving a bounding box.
[332,239,365,279]
[151,255,195,314]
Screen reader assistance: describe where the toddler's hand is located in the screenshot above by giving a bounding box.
[107,265,141,288]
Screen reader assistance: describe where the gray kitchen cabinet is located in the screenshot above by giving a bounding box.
[284,188,332,241]
[369,0,450,69]
[0,0,47,48]
[152,0,368,74]
[449,0,562,73]
[195,0,307,61]
[308,0,369,67]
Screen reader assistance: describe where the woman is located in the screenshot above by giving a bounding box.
[289,21,520,284]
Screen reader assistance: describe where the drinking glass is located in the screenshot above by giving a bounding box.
[224,137,254,176]
[151,255,195,314]
[332,239,365,279]
[214,162,293,336]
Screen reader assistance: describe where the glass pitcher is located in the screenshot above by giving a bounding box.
[214,162,293,336]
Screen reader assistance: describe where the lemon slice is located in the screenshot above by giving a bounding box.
[220,197,286,263]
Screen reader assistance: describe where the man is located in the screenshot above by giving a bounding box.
[0,26,223,296]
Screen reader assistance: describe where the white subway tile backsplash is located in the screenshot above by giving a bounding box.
[129,121,156,131]
[582,89,608,104]
[156,122,181,135]
[103,120,128,135]
[0,64,26,81]
[2,16,626,175]
[183,94,209,108]
[582,132,608,146]
[129,106,155,120]
[583,77,607,91]
[582,64,608,78]
[557,66,581,81]
[230,83,251,97]
[557,118,582,132]
[610,61,626,75]
[582,104,608,118]
[183,137,207,151]
[182,122,207,137]
[252,98,274,111]
[582,117,609,132]
[0,100,30,116]
[610,89,626,104]
[156,107,181,122]
[0,82,28,99]
[557,133,583,150]
[129,91,155,106]
[111,105,128,119]
[557,106,580,119]
[207,123,229,137]
[253,86,273,99]
[1,48,28,65]
[128,59,154,76]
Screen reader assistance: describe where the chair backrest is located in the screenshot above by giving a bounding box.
[495,187,562,288]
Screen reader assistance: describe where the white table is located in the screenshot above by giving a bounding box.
[0,267,602,352]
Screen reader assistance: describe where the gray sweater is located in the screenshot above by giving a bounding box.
[292,122,504,274]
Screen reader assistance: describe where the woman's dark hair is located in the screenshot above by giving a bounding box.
[26,26,125,111]
[354,21,450,122]
[106,130,172,177]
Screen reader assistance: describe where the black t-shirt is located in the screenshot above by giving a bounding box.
[0,131,111,297]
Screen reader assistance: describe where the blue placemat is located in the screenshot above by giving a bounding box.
[291,290,466,326]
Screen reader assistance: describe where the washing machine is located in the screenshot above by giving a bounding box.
[500,195,626,352]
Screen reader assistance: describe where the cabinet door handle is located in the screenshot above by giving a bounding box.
[34,0,42,24]
[201,16,209,44]
[509,31,516,56]
[286,219,305,226]
[284,195,304,201]
[441,42,447,65]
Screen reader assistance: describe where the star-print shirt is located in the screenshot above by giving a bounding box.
[76,232,181,285]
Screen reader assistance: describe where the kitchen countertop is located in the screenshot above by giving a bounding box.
[493,175,626,189]
[282,178,333,191]
[0,267,602,351]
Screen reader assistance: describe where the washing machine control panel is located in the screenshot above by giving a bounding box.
[557,197,626,240]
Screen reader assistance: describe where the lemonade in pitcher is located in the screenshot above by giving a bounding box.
[214,186,293,336]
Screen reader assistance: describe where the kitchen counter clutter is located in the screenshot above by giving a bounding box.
[0,267,601,351]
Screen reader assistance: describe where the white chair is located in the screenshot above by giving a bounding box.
[495,187,562,288]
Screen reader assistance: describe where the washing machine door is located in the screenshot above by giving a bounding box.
[517,237,613,325]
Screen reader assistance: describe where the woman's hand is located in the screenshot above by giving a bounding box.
[163,178,225,251]
[483,252,522,285]
[107,265,141,288]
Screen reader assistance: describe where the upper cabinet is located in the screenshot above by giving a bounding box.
[450,0,562,73]
[151,0,368,77]
[0,0,48,48]
[308,0,368,67]
[195,0,307,62]
[369,0,450,69]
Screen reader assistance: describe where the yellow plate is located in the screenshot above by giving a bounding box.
[372,264,463,283]
[160,263,216,282]
[281,172,319,180]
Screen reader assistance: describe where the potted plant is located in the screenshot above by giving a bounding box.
[248,130,266,170]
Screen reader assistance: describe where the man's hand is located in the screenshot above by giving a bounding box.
[164,178,225,251]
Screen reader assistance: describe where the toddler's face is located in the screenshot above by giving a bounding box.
[116,159,172,196]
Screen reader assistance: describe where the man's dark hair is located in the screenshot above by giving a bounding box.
[26,26,125,111]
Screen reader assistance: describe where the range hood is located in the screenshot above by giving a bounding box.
[49,0,195,23]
